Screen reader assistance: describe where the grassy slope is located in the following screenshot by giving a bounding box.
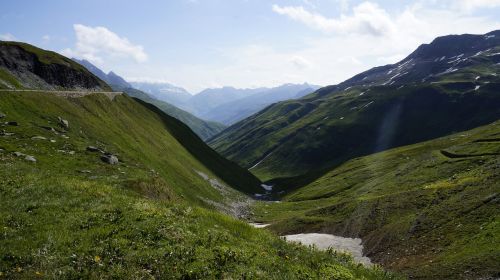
[119,87,226,141]
[0,41,110,90]
[209,47,500,182]
[0,91,396,279]
[253,121,500,279]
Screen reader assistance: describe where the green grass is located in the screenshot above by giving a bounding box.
[253,121,500,279]
[0,68,23,89]
[0,90,397,279]
[119,87,226,141]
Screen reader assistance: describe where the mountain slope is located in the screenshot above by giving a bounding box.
[0,42,110,90]
[253,120,500,280]
[209,31,500,181]
[0,90,393,279]
[115,87,226,141]
[73,59,225,140]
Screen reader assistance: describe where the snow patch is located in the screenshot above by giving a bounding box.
[249,223,270,228]
[249,152,274,170]
[261,184,273,191]
[475,85,481,91]
[283,233,372,266]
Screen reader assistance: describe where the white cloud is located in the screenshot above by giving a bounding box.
[0,33,16,41]
[42,35,50,43]
[272,2,395,36]
[61,24,147,65]
[454,0,500,12]
[290,55,312,69]
[105,2,500,93]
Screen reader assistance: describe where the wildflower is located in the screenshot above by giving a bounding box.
[94,255,101,263]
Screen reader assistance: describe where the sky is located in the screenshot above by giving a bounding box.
[2,0,500,93]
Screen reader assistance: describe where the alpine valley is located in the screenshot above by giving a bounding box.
[0,23,499,280]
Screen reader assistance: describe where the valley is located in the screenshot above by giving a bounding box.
[0,16,499,280]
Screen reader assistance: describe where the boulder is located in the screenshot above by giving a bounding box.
[13,151,25,157]
[41,126,55,132]
[0,130,14,136]
[24,155,36,162]
[0,112,5,118]
[57,117,69,129]
[101,154,119,165]
[86,146,104,153]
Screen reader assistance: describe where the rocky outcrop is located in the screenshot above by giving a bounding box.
[0,42,110,90]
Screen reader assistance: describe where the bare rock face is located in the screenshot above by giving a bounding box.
[0,42,110,90]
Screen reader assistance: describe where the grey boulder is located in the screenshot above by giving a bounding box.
[101,154,119,165]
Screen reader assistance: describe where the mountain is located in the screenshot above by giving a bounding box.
[129,81,192,106]
[0,41,110,90]
[0,42,391,279]
[74,59,225,140]
[73,59,131,89]
[199,83,320,125]
[254,120,500,279]
[209,31,500,181]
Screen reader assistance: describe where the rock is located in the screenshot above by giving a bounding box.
[101,154,119,165]
[0,112,5,118]
[13,151,25,157]
[31,136,47,140]
[24,155,36,162]
[0,130,14,136]
[41,126,55,132]
[57,117,69,129]
[78,170,92,173]
[86,146,104,153]
[6,121,18,126]
[50,139,56,143]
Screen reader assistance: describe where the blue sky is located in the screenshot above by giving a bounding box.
[2,0,500,93]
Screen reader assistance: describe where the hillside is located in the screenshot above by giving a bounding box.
[209,31,500,181]
[0,42,110,90]
[253,120,500,280]
[73,59,226,140]
[0,90,395,278]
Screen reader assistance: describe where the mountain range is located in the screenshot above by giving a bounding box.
[131,82,320,125]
